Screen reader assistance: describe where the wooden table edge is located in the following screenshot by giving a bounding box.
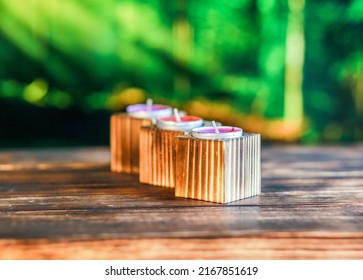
[1,232,363,260]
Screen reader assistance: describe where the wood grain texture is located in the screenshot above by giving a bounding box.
[1,145,363,259]
[110,113,151,174]
[175,134,261,203]
[139,126,184,187]
[1,233,363,260]
[175,136,225,202]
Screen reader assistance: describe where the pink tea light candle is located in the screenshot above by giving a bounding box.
[156,109,204,132]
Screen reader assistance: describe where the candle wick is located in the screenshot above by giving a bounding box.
[174,108,181,122]
[146,98,153,111]
[212,121,220,134]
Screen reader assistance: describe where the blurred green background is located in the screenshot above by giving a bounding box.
[0,0,362,147]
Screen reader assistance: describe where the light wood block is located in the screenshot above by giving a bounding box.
[110,113,151,174]
[175,133,261,203]
[139,126,184,187]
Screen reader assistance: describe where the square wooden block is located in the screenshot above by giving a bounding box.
[110,113,151,174]
[139,126,184,187]
[174,133,261,203]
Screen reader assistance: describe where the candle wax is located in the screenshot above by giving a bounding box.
[196,127,239,133]
[156,115,203,131]
[158,116,202,122]
[126,104,172,119]
[126,104,171,112]
[192,126,243,139]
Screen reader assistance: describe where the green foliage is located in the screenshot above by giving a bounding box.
[303,0,363,142]
[0,0,362,145]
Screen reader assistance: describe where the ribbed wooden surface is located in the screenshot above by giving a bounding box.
[110,113,151,174]
[1,146,363,259]
[224,134,261,203]
[175,134,261,203]
[139,126,184,187]
[175,136,225,203]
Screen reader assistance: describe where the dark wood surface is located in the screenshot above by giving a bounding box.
[1,146,363,259]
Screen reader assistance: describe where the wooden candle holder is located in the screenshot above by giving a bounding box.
[139,126,184,187]
[174,133,261,203]
[110,113,152,174]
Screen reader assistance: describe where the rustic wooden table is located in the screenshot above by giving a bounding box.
[0,146,362,259]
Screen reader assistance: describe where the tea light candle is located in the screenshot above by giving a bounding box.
[192,121,243,139]
[126,99,172,119]
[156,108,203,131]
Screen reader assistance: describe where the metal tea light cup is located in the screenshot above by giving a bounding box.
[156,116,204,132]
[191,125,243,139]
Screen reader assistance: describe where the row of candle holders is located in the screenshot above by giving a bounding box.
[110,100,261,203]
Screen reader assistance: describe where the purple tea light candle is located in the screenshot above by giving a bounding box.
[191,121,243,139]
[126,99,173,119]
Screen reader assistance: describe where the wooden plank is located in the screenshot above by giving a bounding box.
[1,233,363,260]
[1,146,363,259]
[0,147,109,171]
